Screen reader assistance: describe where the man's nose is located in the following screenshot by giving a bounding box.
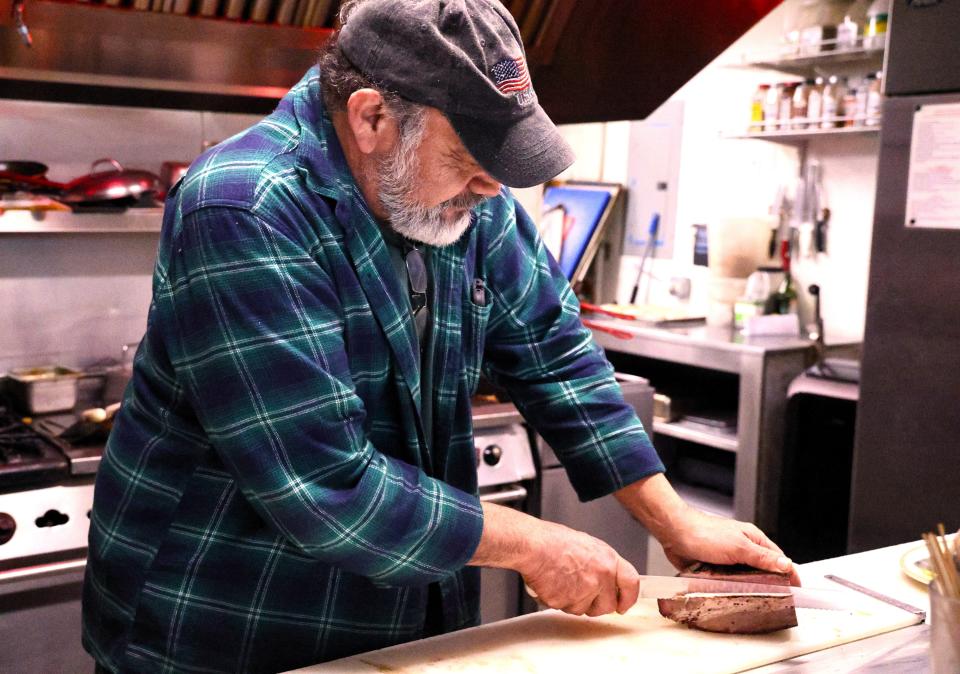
[468,171,502,197]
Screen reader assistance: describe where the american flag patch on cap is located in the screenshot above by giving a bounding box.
[491,56,534,105]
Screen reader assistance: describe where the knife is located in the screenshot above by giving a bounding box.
[636,575,853,611]
[525,575,854,611]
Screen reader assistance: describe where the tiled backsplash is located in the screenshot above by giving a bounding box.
[0,99,263,373]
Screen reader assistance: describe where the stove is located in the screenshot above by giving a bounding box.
[0,410,70,490]
[0,405,99,567]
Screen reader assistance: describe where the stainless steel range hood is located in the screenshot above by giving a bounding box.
[0,0,781,118]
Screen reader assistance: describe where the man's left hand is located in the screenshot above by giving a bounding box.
[614,473,800,585]
[658,503,800,585]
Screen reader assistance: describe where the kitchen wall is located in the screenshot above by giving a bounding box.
[0,101,260,372]
[553,0,879,343]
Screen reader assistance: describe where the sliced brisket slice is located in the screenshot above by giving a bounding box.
[657,562,798,634]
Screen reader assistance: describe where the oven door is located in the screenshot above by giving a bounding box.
[0,555,93,672]
[477,483,531,624]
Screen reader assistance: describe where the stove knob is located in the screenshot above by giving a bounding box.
[482,444,503,467]
[0,513,15,545]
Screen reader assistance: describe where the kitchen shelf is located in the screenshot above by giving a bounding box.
[673,481,734,518]
[0,208,163,233]
[735,41,885,77]
[653,419,739,453]
[723,122,881,144]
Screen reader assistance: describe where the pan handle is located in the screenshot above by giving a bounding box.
[90,158,124,173]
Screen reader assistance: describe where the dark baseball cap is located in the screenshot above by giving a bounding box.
[337,0,575,188]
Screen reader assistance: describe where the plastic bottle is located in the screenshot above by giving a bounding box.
[751,84,770,132]
[764,83,783,131]
[837,0,871,49]
[821,76,844,129]
[853,75,871,126]
[842,77,859,127]
[865,0,892,50]
[807,77,825,128]
[866,71,883,125]
[792,80,813,129]
[779,82,800,129]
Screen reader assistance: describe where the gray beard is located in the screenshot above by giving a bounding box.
[377,118,487,247]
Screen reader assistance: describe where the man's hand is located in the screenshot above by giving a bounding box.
[468,503,641,616]
[657,505,801,585]
[615,474,800,585]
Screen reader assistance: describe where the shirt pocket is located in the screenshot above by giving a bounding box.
[462,293,492,396]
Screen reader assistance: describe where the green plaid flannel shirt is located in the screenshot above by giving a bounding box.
[82,67,663,673]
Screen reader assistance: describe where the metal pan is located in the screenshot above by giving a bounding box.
[59,159,161,205]
[0,159,161,205]
[0,160,48,176]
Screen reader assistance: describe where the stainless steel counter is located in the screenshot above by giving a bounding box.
[586,319,853,535]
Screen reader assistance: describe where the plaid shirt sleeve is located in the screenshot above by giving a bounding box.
[162,204,484,586]
[481,196,665,502]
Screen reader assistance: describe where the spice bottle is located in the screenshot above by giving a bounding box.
[751,84,770,132]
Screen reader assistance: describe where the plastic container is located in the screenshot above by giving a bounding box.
[707,277,748,327]
[865,0,892,50]
[930,581,960,673]
[707,217,775,279]
[799,0,847,54]
[837,0,871,49]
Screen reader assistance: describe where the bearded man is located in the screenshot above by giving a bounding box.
[82,1,794,671]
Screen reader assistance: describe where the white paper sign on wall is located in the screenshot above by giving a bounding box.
[905,102,960,230]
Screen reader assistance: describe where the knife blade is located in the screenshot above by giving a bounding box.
[637,575,852,611]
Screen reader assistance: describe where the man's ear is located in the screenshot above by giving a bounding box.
[345,89,393,155]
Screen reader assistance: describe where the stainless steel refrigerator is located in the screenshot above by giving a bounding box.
[849,0,960,551]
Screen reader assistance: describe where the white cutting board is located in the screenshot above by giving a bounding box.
[297,595,922,674]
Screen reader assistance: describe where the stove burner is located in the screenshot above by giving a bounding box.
[0,409,69,490]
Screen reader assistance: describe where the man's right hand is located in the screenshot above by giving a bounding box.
[468,502,640,617]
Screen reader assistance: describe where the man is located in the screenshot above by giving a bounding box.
[83,1,794,671]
